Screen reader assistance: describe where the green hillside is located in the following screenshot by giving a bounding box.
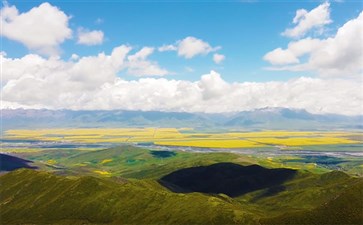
[20,146,245,179]
[1,167,362,225]
[262,178,363,225]
[0,169,257,225]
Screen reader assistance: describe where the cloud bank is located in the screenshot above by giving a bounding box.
[1,1,362,116]
[2,51,362,115]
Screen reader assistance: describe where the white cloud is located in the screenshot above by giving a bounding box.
[70,54,79,61]
[126,47,169,76]
[198,71,229,100]
[263,38,321,65]
[282,2,332,38]
[1,46,132,96]
[158,36,220,59]
[127,47,154,61]
[2,51,362,115]
[1,45,168,98]
[158,44,177,52]
[264,11,363,77]
[263,48,299,65]
[1,2,72,56]
[178,36,220,58]
[1,100,46,110]
[213,53,225,64]
[77,28,104,45]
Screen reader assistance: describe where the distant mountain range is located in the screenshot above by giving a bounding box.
[2,108,362,130]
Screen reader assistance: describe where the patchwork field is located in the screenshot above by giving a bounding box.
[2,128,363,176]
[3,128,362,149]
[1,133,363,224]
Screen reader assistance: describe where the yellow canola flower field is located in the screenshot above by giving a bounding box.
[227,131,319,138]
[94,170,111,176]
[247,137,359,146]
[4,128,181,141]
[154,139,265,148]
[46,159,57,165]
[100,159,113,164]
[4,128,362,149]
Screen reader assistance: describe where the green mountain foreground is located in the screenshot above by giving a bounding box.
[1,146,362,225]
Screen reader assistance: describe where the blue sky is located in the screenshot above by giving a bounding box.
[1,1,363,115]
[4,0,362,82]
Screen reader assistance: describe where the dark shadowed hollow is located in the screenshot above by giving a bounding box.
[159,163,297,197]
[150,150,177,158]
[0,153,38,171]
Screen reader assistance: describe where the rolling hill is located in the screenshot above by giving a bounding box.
[0,165,362,225]
[0,169,257,225]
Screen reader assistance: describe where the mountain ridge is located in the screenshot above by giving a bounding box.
[2,107,362,130]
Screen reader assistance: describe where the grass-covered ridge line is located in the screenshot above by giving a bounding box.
[16,145,244,179]
[5,144,362,178]
[0,169,257,225]
[0,168,362,225]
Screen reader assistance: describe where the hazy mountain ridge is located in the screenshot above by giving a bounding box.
[2,108,362,130]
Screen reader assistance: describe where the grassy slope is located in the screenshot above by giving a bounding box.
[1,168,362,225]
[0,169,256,225]
[4,146,362,224]
[236,170,359,216]
[16,145,362,177]
[22,146,246,179]
[262,178,363,225]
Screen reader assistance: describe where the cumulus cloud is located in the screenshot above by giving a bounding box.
[213,53,225,64]
[282,2,332,38]
[77,28,104,45]
[70,54,80,61]
[263,48,299,65]
[264,11,363,77]
[177,36,220,58]
[198,71,229,100]
[0,2,72,55]
[158,44,177,52]
[127,47,154,61]
[126,47,169,76]
[158,36,220,59]
[1,45,168,96]
[1,51,362,115]
[2,46,131,97]
[263,38,321,65]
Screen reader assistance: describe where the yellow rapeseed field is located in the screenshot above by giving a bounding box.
[4,128,362,149]
[100,159,113,164]
[154,139,265,148]
[94,170,111,176]
[246,137,359,146]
